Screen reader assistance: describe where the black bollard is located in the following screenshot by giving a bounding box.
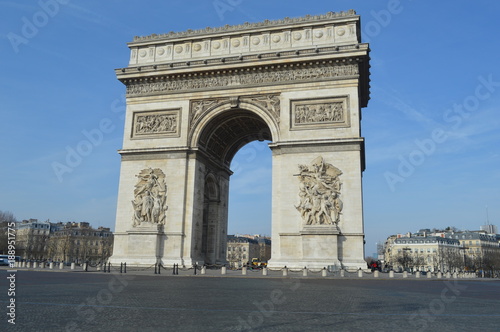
[175,264,179,275]
[108,262,111,273]
[194,263,197,275]
[172,264,176,275]
[124,262,127,273]
[120,263,123,274]
[158,263,161,275]
[154,263,157,274]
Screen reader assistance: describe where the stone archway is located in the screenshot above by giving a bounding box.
[110,10,370,269]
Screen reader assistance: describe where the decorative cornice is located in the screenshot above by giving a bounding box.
[123,60,360,96]
[131,10,357,43]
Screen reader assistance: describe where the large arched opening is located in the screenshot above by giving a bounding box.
[191,107,276,265]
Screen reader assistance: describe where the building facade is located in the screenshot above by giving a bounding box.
[48,222,114,264]
[384,228,500,273]
[16,219,51,260]
[226,236,260,268]
[14,219,113,263]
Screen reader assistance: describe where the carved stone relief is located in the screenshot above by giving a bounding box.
[132,168,168,227]
[295,156,343,225]
[291,97,348,130]
[126,63,359,96]
[189,94,281,130]
[190,98,227,127]
[243,95,280,124]
[132,109,180,138]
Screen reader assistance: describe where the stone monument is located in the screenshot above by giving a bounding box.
[109,10,370,269]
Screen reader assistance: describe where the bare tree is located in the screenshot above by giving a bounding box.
[0,211,16,254]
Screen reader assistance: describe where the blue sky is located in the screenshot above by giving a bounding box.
[1,0,499,256]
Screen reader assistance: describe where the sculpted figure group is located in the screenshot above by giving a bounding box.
[295,157,343,225]
[132,168,168,226]
[135,114,177,135]
[295,102,343,124]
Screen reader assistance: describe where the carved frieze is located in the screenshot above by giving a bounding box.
[189,94,281,130]
[132,168,168,227]
[190,99,227,127]
[132,109,180,138]
[295,157,343,225]
[126,63,359,96]
[242,95,280,124]
[291,96,349,130]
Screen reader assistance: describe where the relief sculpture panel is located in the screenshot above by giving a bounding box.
[132,168,168,227]
[291,97,349,130]
[295,156,343,225]
[132,109,180,138]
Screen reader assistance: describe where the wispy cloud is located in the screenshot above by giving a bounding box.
[230,167,271,195]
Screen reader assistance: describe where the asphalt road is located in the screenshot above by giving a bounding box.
[1,270,499,331]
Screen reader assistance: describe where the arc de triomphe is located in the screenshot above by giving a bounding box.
[109,10,370,269]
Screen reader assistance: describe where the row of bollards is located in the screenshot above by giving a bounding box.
[15,260,479,279]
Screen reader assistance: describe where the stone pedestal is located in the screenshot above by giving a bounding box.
[110,223,166,266]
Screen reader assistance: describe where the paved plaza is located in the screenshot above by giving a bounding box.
[1,268,499,331]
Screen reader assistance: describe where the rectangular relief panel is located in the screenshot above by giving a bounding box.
[131,109,181,139]
[290,96,350,130]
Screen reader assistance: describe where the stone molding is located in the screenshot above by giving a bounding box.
[124,61,359,96]
[132,10,357,43]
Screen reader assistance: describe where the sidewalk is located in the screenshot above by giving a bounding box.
[2,264,489,281]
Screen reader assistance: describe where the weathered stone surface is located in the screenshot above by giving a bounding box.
[110,11,370,269]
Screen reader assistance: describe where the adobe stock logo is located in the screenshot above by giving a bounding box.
[7,0,70,54]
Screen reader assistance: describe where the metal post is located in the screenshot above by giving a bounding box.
[173,264,176,275]
[120,263,123,274]
[107,263,111,273]
[194,263,197,275]
[154,263,157,274]
[158,263,161,275]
